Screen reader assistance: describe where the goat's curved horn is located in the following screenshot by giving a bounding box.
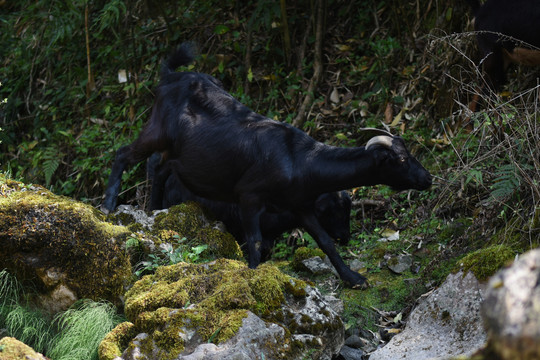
[358,127,394,137]
[366,135,394,150]
[357,128,394,146]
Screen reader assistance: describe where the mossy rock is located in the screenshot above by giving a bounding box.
[98,321,138,360]
[153,202,210,239]
[0,177,132,312]
[152,202,244,260]
[109,258,341,360]
[456,245,515,282]
[0,337,47,360]
[290,247,326,272]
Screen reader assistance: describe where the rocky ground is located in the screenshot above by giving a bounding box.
[1,176,540,360]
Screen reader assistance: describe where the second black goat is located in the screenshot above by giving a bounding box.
[148,153,352,261]
[467,0,540,91]
[103,43,432,288]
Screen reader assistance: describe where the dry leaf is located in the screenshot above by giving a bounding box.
[384,103,393,123]
[330,88,340,104]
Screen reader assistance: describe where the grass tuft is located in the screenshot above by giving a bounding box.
[47,300,124,360]
[0,269,123,360]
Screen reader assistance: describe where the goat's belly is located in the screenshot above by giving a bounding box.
[172,161,240,202]
[179,173,238,202]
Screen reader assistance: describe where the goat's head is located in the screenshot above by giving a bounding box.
[365,132,432,191]
[314,191,352,244]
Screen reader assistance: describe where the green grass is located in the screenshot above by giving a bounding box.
[4,305,52,353]
[47,300,124,360]
[0,269,123,360]
[0,269,52,353]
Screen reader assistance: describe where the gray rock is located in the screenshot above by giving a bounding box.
[323,294,344,315]
[349,259,367,273]
[387,254,412,274]
[114,204,167,230]
[368,271,486,360]
[344,335,364,348]
[338,345,364,360]
[179,312,286,360]
[482,249,540,360]
[302,256,335,275]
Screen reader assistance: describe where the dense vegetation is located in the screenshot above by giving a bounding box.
[1,0,469,201]
[0,0,539,357]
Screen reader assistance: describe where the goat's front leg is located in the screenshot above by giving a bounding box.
[102,126,164,213]
[300,211,368,289]
[239,203,265,268]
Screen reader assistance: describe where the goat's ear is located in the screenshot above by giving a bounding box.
[314,194,332,213]
[370,144,396,166]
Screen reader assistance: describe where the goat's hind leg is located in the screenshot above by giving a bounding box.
[148,154,170,210]
[239,204,265,269]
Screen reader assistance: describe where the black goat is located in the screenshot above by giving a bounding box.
[148,154,351,260]
[467,0,540,91]
[102,43,432,288]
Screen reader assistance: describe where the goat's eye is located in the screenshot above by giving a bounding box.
[399,157,407,163]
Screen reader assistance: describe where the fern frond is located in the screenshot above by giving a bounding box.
[490,164,521,200]
[42,147,61,186]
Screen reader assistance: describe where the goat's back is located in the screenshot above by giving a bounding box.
[155,71,317,204]
[474,0,540,50]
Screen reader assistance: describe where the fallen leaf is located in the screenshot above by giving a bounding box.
[330,88,340,104]
[384,103,393,123]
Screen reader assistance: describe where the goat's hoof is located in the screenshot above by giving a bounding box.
[351,279,370,290]
[100,205,111,215]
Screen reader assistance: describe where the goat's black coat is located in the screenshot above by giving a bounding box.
[103,42,432,288]
[467,0,540,91]
[148,155,351,260]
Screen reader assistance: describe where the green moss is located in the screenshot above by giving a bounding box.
[0,337,45,360]
[0,178,132,307]
[456,245,515,281]
[112,211,145,233]
[340,269,423,331]
[152,202,243,260]
[489,216,536,250]
[436,218,472,244]
[98,322,138,360]
[152,202,208,239]
[197,227,243,260]
[429,256,461,285]
[121,259,309,358]
[290,247,326,271]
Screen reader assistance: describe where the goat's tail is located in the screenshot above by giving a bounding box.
[160,42,196,78]
[464,0,480,15]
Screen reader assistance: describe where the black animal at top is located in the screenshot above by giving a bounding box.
[467,0,540,91]
[102,42,432,288]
